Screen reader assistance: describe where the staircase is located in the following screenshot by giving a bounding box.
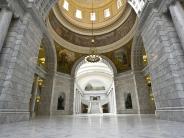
[89,101,102,114]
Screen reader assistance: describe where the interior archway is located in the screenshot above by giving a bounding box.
[73,58,117,114]
[131,35,156,114]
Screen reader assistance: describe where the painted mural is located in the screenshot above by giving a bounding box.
[103,40,132,73]
[55,42,83,74]
[56,40,132,74]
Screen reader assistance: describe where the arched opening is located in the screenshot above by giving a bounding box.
[73,57,117,114]
[29,37,57,118]
[29,44,47,118]
[30,76,45,117]
[132,35,156,114]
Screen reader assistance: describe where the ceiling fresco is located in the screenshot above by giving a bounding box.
[49,9,136,47]
[55,40,132,74]
[55,42,84,74]
[104,40,132,73]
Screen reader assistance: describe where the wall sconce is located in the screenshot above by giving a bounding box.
[38,79,43,86]
[143,55,147,62]
[39,58,45,64]
[36,96,40,103]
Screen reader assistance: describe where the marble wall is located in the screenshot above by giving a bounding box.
[140,3,184,121]
[115,71,139,114]
[0,14,42,123]
[51,73,73,115]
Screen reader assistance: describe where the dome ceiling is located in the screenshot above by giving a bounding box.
[49,9,136,47]
[47,0,137,53]
[71,0,113,9]
[57,0,127,29]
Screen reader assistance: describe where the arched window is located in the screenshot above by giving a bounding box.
[57,93,65,110]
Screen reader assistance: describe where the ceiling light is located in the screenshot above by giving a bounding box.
[85,0,101,63]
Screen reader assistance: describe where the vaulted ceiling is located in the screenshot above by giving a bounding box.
[47,0,137,54]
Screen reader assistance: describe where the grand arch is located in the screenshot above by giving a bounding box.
[37,35,57,115]
[70,56,117,115]
[72,57,117,114]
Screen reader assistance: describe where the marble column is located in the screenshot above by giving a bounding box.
[76,90,80,114]
[75,90,78,114]
[169,1,184,50]
[0,8,13,52]
[109,89,113,113]
[112,86,117,114]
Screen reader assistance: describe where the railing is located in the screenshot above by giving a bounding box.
[128,0,147,16]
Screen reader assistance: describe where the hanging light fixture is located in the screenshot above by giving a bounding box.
[85,0,101,63]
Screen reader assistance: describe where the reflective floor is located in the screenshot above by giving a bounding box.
[0,114,184,138]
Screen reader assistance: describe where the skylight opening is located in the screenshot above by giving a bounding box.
[127,0,146,16]
[104,8,111,18]
[90,12,96,21]
[63,0,69,11]
[76,9,82,19]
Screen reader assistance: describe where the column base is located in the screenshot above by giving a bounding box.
[0,110,30,124]
[156,107,184,122]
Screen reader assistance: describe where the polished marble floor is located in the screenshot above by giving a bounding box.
[0,114,184,138]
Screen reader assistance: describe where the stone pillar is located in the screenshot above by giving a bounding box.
[76,90,80,114]
[113,83,117,114]
[110,89,113,113]
[169,1,184,50]
[77,91,79,114]
[141,9,184,121]
[75,90,78,114]
[73,88,76,114]
[133,71,153,114]
[0,8,13,52]
[0,14,42,124]
[79,92,81,114]
[108,90,112,113]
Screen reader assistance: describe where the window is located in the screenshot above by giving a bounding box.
[75,9,82,19]
[127,0,146,16]
[117,0,122,9]
[90,12,96,21]
[104,8,111,18]
[63,0,69,11]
